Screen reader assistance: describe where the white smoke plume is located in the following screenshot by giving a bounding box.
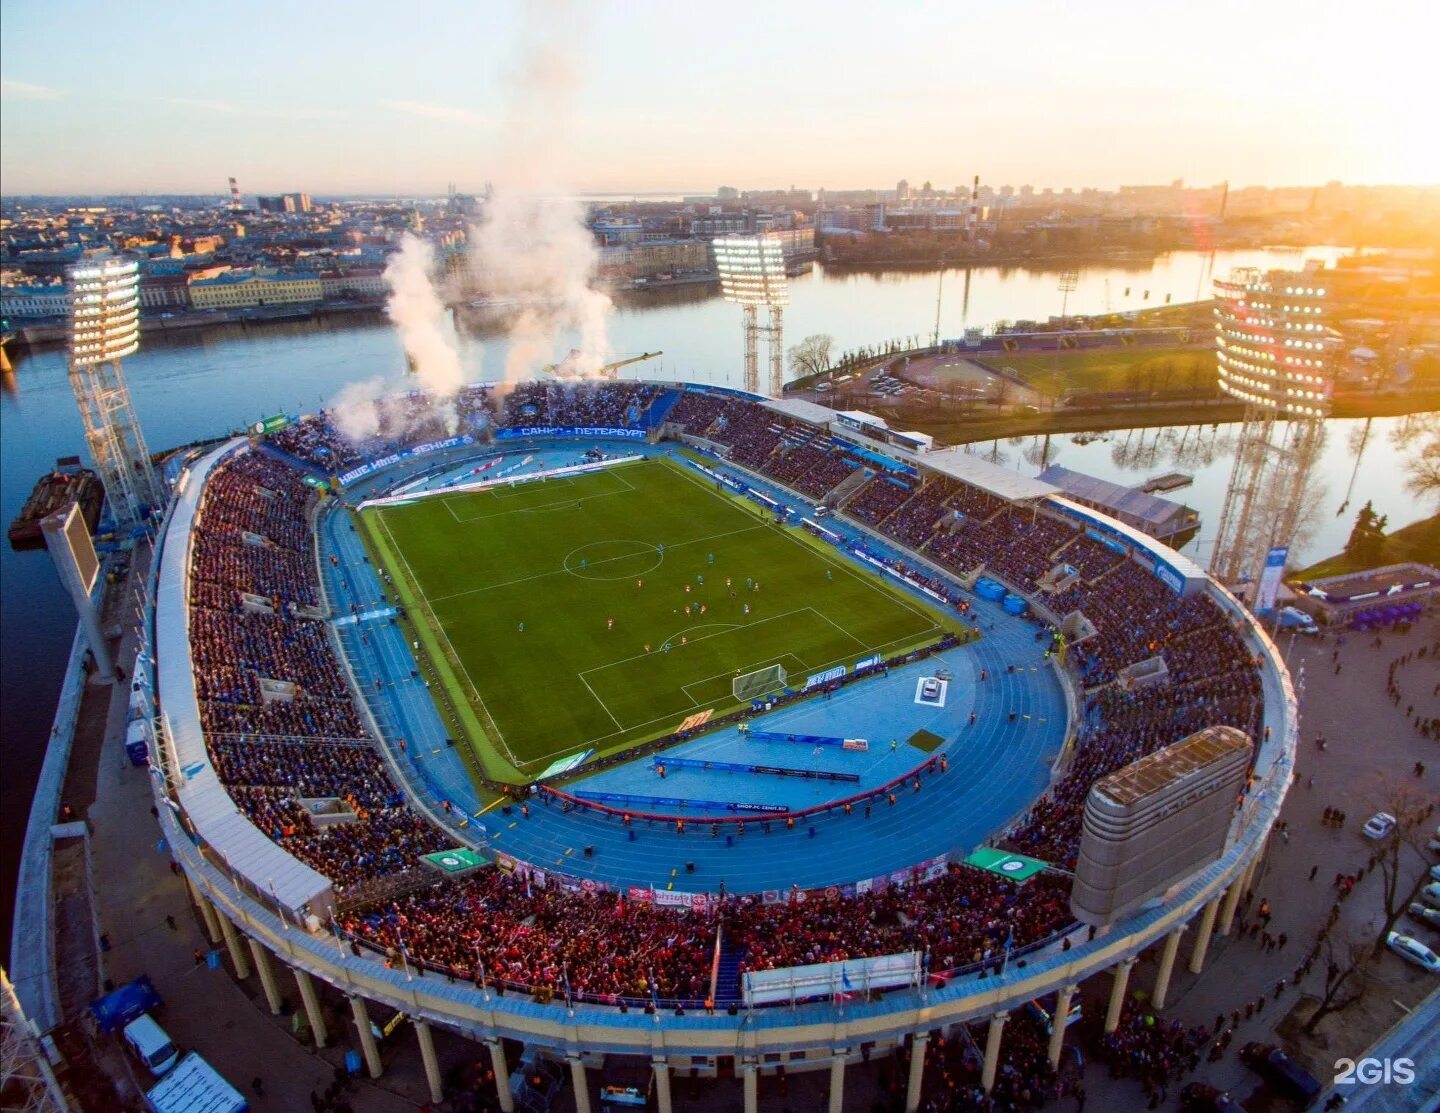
[383,233,464,429]
[468,2,611,383]
[330,376,387,442]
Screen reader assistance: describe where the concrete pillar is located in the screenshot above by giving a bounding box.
[414,1018,442,1105]
[652,1056,673,1113]
[294,967,327,1047]
[216,913,251,979]
[1218,877,1244,936]
[487,1039,514,1113]
[1046,984,1078,1068]
[904,1032,928,1113]
[828,1050,847,1113]
[189,879,222,944]
[742,1060,758,1113]
[1104,958,1136,1033]
[981,1012,1008,1093]
[1188,896,1222,975]
[569,1053,592,1113]
[247,938,283,1014]
[1152,926,1186,1010]
[350,995,382,1079]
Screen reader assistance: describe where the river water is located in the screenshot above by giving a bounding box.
[2,246,1432,946]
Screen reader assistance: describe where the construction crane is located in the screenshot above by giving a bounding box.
[541,350,663,379]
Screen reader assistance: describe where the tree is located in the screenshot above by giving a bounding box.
[1302,935,1375,1034]
[1404,435,1440,503]
[1344,502,1387,566]
[787,334,834,380]
[1366,779,1436,957]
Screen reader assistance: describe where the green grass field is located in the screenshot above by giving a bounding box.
[979,346,1216,400]
[360,457,956,776]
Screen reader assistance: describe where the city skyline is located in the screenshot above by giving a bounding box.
[2,0,1436,196]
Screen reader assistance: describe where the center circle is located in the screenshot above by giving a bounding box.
[563,539,664,580]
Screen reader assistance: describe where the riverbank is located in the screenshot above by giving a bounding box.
[851,385,1440,447]
[1292,513,1440,580]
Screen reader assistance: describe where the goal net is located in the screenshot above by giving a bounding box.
[733,663,788,702]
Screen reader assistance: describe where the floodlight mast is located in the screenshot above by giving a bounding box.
[714,236,789,397]
[66,256,162,530]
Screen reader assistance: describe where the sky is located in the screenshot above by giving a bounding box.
[1,0,1435,197]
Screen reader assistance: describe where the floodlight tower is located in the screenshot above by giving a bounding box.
[714,235,789,396]
[67,256,162,529]
[1209,266,1332,591]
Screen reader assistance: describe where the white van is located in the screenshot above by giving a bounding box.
[123,1014,180,1077]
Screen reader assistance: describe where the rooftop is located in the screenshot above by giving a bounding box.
[1093,725,1252,807]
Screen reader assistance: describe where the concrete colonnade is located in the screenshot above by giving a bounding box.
[905,1032,928,1113]
[1151,925,1187,1010]
[1104,957,1136,1033]
[981,1012,1008,1093]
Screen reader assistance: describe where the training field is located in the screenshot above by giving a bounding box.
[361,457,954,775]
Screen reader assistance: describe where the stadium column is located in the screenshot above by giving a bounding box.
[1187,895,1223,975]
[651,1056,673,1113]
[247,938,283,1014]
[487,1039,515,1113]
[413,1018,442,1104]
[828,1049,847,1113]
[1046,984,1078,1067]
[216,912,251,979]
[1218,874,1245,936]
[1103,957,1136,1033]
[904,1032,928,1113]
[350,995,383,1078]
[294,967,328,1047]
[568,1053,592,1113]
[188,879,222,944]
[1151,925,1186,1010]
[742,1059,758,1113]
[981,1012,1009,1093]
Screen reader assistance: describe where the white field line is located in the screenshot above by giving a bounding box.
[377,510,522,769]
[428,522,767,604]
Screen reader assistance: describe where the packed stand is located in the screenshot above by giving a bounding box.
[845,474,916,526]
[187,448,446,895]
[498,380,663,429]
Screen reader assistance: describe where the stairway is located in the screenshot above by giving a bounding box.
[715,942,746,1004]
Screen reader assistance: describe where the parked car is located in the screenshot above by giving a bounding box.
[123,1014,180,1077]
[1179,1081,1243,1113]
[1409,902,1440,931]
[1431,863,1440,882]
[921,677,942,699]
[1422,882,1440,908]
[1427,825,1440,854]
[1239,1042,1322,1107]
[1385,932,1440,973]
[1362,812,1396,839]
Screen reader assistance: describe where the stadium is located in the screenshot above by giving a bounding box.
[141,379,1294,1112]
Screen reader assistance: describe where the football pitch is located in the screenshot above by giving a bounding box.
[359,457,957,776]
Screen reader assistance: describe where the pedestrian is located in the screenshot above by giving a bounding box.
[193,948,205,966]
[1274,978,1286,999]
[1308,865,1319,882]
[165,914,177,931]
[252,1078,265,1097]
[1278,932,1288,951]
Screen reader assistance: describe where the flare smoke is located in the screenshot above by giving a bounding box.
[468,4,611,381]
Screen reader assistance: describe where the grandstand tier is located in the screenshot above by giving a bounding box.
[147,378,1292,1061]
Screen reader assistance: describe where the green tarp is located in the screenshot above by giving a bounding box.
[964,847,1049,882]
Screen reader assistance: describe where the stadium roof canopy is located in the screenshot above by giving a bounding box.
[762,397,840,428]
[1037,465,1192,532]
[921,447,1061,503]
[155,439,334,917]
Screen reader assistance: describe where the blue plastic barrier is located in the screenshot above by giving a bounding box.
[652,756,859,783]
[572,789,789,814]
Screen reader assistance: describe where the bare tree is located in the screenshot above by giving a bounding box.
[1303,935,1376,1034]
[1367,779,1436,956]
[788,334,835,380]
[1404,435,1440,503]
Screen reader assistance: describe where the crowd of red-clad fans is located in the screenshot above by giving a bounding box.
[178,384,1265,1006]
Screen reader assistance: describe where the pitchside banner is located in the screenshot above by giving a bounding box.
[1256,546,1289,612]
[495,425,646,440]
[336,434,476,486]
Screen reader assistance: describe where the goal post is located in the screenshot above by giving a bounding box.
[733,663,788,702]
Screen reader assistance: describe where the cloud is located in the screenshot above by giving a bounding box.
[380,99,483,125]
[1,78,63,100]
[165,97,238,114]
